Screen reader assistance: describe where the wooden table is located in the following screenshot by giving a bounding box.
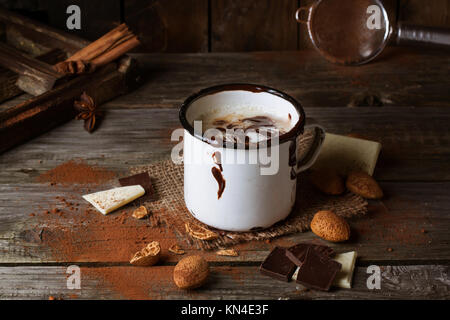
[0,49,449,300]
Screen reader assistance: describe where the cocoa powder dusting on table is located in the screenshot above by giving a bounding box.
[36,160,116,186]
[83,266,176,299]
[30,159,185,299]
[36,204,176,263]
[354,203,432,247]
[32,202,180,299]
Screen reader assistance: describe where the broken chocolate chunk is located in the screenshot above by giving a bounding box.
[119,172,155,201]
[286,243,335,266]
[295,247,341,291]
[259,247,297,282]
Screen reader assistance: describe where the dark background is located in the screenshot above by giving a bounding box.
[0,0,449,52]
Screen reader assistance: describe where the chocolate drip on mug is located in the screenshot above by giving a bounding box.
[211,166,226,199]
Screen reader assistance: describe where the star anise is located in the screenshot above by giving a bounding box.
[74,92,101,133]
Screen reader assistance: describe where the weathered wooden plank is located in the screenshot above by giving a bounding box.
[0,181,448,264]
[0,7,89,56]
[5,50,448,108]
[105,50,450,108]
[399,0,450,27]
[211,0,298,52]
[0,57,139,154]
[44,0,121,42]
[0,49,66,104]
[0,265,448,299]
[0,107,448,182]
[0,42,61,96]
[124,0,208,53]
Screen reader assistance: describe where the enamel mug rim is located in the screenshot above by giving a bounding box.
[179,83,306,147]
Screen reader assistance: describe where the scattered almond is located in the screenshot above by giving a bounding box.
[169,244,185,255]
[346,171,383,199]
[185,223,219,241]
[173,255,209,289]
[132,205,149,219]
[216,249,239,257]
[310,210,350,242]
[309,169,345,195]
[130,241,161,266]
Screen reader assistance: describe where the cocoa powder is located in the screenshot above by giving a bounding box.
[354,203,432,247]
[83,266,176,299]
[36,203,176,263]
[36,160,116,186]
[31,160,183,299]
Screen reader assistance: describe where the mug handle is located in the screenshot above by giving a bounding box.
[295,124,326,174]
[295,6,312,24]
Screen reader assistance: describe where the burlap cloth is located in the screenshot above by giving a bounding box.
[130,129,368,250]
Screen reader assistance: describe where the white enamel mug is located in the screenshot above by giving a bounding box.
[179,84,325,232]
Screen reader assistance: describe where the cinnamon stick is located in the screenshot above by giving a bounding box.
[53,23,139,77]
[91,36,140,68]
[67,23,131,62]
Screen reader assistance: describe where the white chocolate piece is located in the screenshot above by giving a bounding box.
[312,133,381,176]
[82,185,145,215]
[333,251,357,289]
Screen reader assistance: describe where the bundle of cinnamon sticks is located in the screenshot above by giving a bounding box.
[54,24,140,75]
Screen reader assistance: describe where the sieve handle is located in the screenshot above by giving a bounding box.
[395,23,450,48]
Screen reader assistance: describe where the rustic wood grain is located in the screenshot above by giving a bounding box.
[0,7,89,56]
[399,0,450,27]
[0,57,139,154]
[0,265,448,299]
[0,180,448,264]
[45,0,122,41]
[100,50,450,108]
[7,48,450,108]
[0,49,66,104]
[0,107,448,182]
[211,0,298,51]
[0,109,448,264]
[0,43,61,96]
[124,0,208,53]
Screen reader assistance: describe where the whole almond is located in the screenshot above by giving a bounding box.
[310,210,350,242]
[130,241,161,266]
[309,169,345,195]
[173,255,209,289]
[346,171,383,199]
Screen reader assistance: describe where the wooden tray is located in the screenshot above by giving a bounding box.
[0,8,140,154]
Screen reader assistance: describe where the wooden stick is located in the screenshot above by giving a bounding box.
[0,43,61,96]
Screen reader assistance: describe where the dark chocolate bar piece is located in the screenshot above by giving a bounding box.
[259,247,297,282]
[296,247,342,291]
[286,243,335,267]
[119,172,155,201]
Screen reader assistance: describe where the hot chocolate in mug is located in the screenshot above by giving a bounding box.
[179,84,325,232]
